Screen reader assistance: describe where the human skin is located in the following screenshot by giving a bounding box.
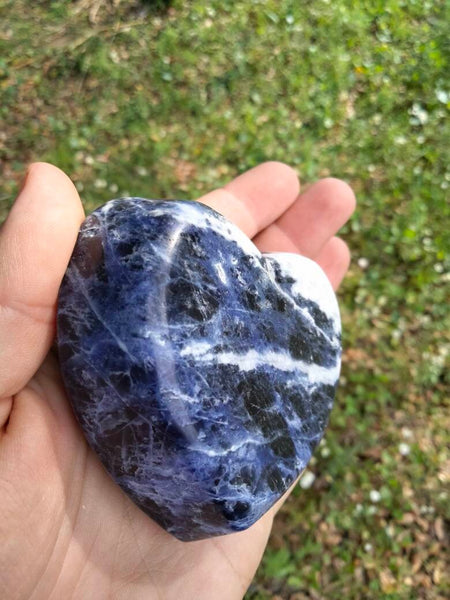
[0,161,355,600]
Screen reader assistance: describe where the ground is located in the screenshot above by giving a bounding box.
[0,1,449,598]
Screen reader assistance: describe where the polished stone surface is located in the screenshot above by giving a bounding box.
[57,198,341,541]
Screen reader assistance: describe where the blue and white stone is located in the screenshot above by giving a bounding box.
[57,198,341,541]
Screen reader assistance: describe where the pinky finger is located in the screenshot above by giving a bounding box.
[315,236,351,291]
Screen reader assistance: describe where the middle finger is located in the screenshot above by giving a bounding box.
[253,177,356,258]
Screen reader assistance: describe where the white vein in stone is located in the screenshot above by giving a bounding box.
[180,346,340,385]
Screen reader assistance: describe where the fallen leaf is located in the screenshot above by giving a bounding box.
[380,569,396,593]
[434,517,445,541]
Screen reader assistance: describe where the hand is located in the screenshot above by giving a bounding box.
[0,162,355,600]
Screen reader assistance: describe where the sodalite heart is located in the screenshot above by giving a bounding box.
[57,198,341,541]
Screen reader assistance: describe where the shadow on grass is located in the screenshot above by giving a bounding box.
[140,0,173,13]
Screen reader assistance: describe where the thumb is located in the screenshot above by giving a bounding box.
[0,162,84,403]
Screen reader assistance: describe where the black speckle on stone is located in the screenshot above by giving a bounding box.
[57,311,76,339]
[268,260,296,285]
[289,330,313,362]
[110,372,132,395]
[110,201,127,214]
[116,240,137,257]
[127,255,145,272]
[243,287,262,311]
[130,364,150,385]
[57,342,75,363]
[244,398,289,439]
[275,296,289,313]
[95,261,109,284]
[168,279,220,322]
[237,373,275,412]
[222,500,250,521]
[309,384,335,432]
[289,324,335,366]
[179,229,207,259]
[100,414,150,456]
[270,434,296,459]
[230,465,255,489]
[302,299,334,334]
[265,465,286,493]
[288,390,309,421]
[312,384,336,403]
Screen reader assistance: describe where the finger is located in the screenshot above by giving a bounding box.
[0,163,85,400]
[253,178,356,258]
[198,161,300,238]
[315,236,351,290]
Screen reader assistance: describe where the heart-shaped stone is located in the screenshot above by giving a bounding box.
[57,198,341,541]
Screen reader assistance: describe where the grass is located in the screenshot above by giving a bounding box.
[1,0,449,597]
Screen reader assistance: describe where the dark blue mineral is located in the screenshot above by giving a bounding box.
[57,198,341,541]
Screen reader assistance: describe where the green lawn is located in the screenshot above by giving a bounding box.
[1,1,449,597]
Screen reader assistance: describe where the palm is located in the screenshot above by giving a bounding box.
[0,162,355,600]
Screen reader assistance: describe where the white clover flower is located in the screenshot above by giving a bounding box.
[436,89,449,104]
[369,490,381,503]
[373,113,382,125]
[394,135,407,145]
[401,427,413,439]
[410,103,429,125]
[357,257,370,269]
[299,470,316,489]
[391,329,402,342]
[94,178,107,189]
[399,443,411,456]
[136,166,148,177]
[109,49,120,64]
